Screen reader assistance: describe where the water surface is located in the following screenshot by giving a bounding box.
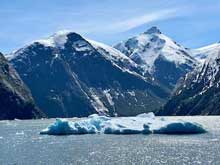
[0,116,220,164]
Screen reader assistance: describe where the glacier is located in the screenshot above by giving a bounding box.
[40,113,207,135]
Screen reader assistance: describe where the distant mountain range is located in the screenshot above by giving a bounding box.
[1,26,220,119]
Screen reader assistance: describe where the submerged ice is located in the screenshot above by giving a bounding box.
[40,113,207,135]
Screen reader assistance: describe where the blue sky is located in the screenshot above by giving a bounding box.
[0,0,220,53]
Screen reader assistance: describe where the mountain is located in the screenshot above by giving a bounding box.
[114,26,198,92]
[159,43,220,115]
[192,42,220,63]
[0,52,44,120]
[9,31,169,118]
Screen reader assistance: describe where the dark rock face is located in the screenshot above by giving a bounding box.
[0,52,44,120]
[10,32,169,118]
[153,55,193,90]
[159,54,220,115]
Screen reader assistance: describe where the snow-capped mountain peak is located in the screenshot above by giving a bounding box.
[192,42,220,63]
[114,27,198,90]
[114,26,197,74]
[7,31,94,62]
[35,30,70,48]
[9,30,145,81]
[9,30,170,118]
[144,26,162,34]
[191,43,220,88]
[161,42,220,115]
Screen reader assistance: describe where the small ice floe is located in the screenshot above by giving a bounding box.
[40,113,207,135]
[209,138,219,142]
[0,136,3,139]
[16,131,24,135]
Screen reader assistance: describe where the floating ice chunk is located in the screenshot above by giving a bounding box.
[154,121,207,134]
[40,113,207,135]
[136,112,155,119]
[40,119,75,135]
[16,131,24,135]
[40,115,111,135]
[40,118,98,135]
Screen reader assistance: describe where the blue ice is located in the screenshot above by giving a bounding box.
[40,113,207,135]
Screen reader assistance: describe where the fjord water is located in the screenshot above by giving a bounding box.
[0,116,220,164]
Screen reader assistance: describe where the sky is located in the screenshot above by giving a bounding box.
[0,0,220,53]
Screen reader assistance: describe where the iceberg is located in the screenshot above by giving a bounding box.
[40,113,207,135]
[154,121,207,134]
[40,116,104,135]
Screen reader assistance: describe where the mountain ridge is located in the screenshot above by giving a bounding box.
[159,43,220,115]
[7,26,220,117]
[9,31,169,117]
[0,52,44,120]
[114,26,198,91]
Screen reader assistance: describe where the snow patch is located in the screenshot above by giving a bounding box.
[192,43,220,63]
[127,91,136,96]
[35,30,70,48]
[73,40,92,52]
[90,90,109,113]
[103,89,114,106]
[88,39,136,64]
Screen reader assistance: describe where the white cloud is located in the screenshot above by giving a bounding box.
[106,8,179,32]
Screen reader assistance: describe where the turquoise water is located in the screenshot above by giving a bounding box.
[0,116,220,165]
